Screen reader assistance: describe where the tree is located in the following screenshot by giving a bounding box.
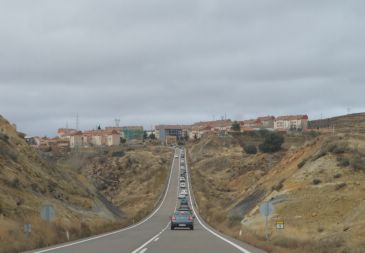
[150,133,156,140]
[244,144,257,154]
[231,121,241,132]
[259,132,284,153]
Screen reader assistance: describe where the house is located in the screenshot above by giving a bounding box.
[70,131,83,148]
[106,126,144,141]
[274,115,309,131]
[240,119,262,129]
[57,128,78,139]
[155,125,185,144]
[257,116,275,128]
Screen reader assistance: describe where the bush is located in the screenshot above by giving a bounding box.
[272,179,285,191]
[337,156,350,167]
[297,158,308,168]
[350,155,365,171]
[258,132,284,153]
[335,182,347,190]
[10,178,20,188]
[244,144,257,154]
[333,173,342,179]
[111,151,125,157]
[311,149,327,161]
[313,179,322,185]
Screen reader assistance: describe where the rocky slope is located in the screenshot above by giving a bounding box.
[188,131,365,253]
[0,115,172,253]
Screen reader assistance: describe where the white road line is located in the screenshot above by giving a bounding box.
[33,149,178,253]
[185,149,253,253]
[139,248,148,253]
[130,223,170,253]
[131,149,181,253]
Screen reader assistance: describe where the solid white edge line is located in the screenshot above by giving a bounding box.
[184,148,253,253]
[33,148,178,253]
[139,248,148,253]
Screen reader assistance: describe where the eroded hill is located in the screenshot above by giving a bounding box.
[188,131,365,253]
[0,115,172,253]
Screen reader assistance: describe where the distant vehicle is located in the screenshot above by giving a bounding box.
[180,165,185,169]
[170,211,194,230]
[178,193,186,199]
[181,153,185,158]
[179,177,185,182]
[180,189,188,195]
[174,155,179,158]
[180,182,186,188]
[180,197,188,205]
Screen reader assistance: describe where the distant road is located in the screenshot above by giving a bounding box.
[29,148,266,253]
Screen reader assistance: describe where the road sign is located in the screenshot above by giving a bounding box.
[24,224,32,233]
[259,201,274,240]
[40,204,56,221]
[259,201,273,217]
[276,220,285,229]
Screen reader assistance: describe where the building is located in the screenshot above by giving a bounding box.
[57,128,78,139]
[106,126,144,141]
[257,116,275,128]
[70,129,120,148]
[240,119,262,129]
[274,115,309,131]
[155,125,185,144]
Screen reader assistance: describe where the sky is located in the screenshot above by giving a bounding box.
[0,0,364,136]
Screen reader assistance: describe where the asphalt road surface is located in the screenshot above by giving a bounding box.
[29,148,266,253]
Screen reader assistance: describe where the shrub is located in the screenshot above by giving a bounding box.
[311,149,327,161]
[244,144,257,154]
[313,179,322,185]
[258,132,284,153]
[337,156,350,167]
[10,178,20,188]
[333,173,342,179]
[111,151,125,157]
[350,155,365,171]
[297,158,308,168]
[335,182,347,190]
[272,179,285,191]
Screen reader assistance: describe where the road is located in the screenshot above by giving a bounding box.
[30,148,266,253]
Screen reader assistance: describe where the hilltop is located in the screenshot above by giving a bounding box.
[188,127,365,252]
[309,112,365,132]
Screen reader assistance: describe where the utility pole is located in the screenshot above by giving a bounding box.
[76,113,79,131]
[115,118,120,127]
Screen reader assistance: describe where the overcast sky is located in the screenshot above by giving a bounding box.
[1,1,364,136]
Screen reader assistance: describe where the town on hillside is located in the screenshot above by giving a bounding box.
[24,115,311,151]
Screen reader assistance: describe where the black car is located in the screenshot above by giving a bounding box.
[180,198,188,206]
[170,211,194,230]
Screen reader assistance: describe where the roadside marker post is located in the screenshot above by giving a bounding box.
[24,224,32,238]
[259,201,273,240]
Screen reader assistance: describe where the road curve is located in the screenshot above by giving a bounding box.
[28,148,267,253]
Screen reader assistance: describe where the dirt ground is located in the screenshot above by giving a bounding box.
[188,131,365,253]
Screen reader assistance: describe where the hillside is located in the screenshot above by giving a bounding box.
[188,131,365,253]
[0,115,172,253]
[309,112,365,133]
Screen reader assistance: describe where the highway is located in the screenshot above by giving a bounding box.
[30,148,266,253]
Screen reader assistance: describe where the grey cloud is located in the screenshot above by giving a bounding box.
[1,0,365,136]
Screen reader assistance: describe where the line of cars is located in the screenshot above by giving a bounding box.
[170,150,195,230]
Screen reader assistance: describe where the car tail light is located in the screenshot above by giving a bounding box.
[172,216,176,221]
[189,216,193,221]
